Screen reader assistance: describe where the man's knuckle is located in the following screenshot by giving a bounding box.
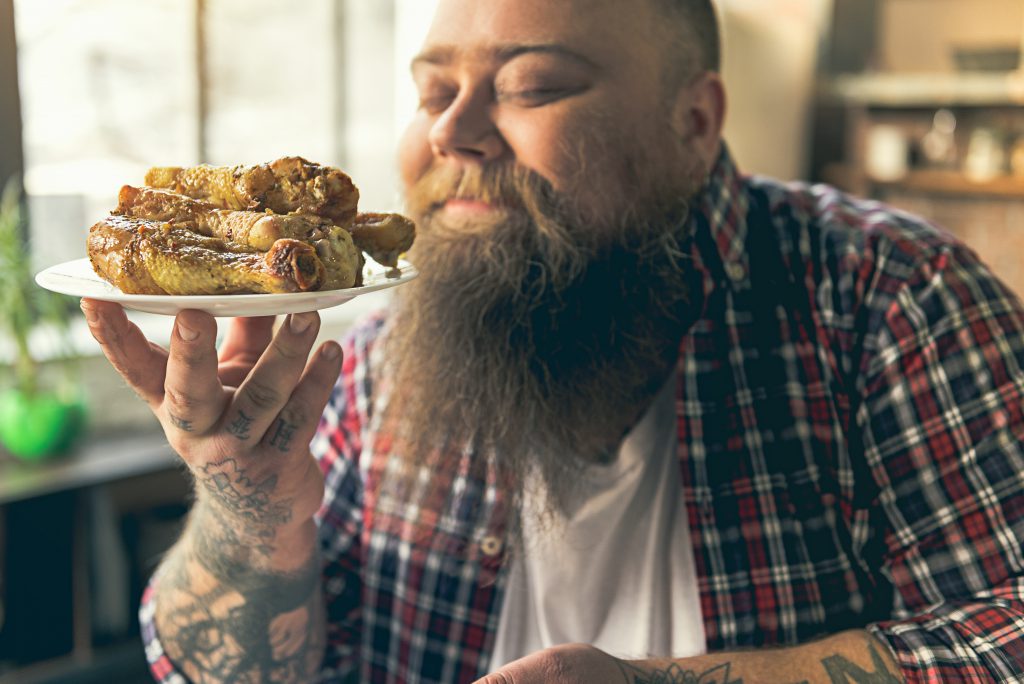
[164,386,202,412]
[95,322,123,348]
[112,361,145,390]
[271,339,306,362]
[242,381,281,410]
[209,433,242,462]
[173,345,208,371]
[279,401,311,427]
[540,651,571,680]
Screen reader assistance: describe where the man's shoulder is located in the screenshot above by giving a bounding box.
[746,175,963,274]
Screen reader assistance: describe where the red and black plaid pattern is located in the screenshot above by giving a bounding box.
[142,149,1024,683]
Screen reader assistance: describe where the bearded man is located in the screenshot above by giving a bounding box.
[83,0,1024,682]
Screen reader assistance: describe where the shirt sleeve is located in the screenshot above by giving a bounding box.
[138,318,380,684]
[139,577,188,684]
[310,320,379,681]
[857,234,1024,681]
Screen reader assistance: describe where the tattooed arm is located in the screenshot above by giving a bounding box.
[620,631,902,684]
[82,300,344,682]
[153,465,326,682]
[477,630,904,684]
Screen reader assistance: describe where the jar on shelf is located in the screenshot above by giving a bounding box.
[921,109,958,169]
[1010,136,1024,178]
[963,128,1007,183]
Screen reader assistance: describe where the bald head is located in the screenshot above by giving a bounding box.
[653,0,721,76]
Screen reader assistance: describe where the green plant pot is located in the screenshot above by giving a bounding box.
[0,389,87,461]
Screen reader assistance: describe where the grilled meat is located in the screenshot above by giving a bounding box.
[145,156,360,224]
[116,185,359,289]
[87,216,324,295]
[349,212,416,268]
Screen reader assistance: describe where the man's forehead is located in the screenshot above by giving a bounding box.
[421,0,661,67]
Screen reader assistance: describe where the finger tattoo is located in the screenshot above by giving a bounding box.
[227,410,255,440]
[169,413,195,432]
[268,418,297,452]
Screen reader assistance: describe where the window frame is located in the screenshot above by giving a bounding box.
[1,0,24,191]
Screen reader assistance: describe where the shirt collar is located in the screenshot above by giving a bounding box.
[692,144,751,290]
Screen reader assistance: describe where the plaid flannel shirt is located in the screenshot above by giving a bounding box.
[142,148,1024,683]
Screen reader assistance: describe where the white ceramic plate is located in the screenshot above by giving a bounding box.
[36,257,418,317]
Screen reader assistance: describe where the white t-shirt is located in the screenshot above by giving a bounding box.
[490,376,706,667]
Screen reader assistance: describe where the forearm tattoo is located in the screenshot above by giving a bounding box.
[154,459,325,682]
[821,644,902,683]
[620,661,742,684]
[620,642,900,683]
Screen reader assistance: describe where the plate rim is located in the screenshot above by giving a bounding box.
[35,256,418,315]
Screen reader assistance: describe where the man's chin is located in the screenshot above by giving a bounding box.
[421,207,516,240]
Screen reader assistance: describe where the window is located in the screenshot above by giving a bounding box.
[13,0,435,271]
[15,0,199,270]
[7,0,436,353]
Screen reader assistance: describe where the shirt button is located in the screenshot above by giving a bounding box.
[726,262,746,281]
[480,536,503,557]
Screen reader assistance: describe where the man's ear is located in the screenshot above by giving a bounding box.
[670,71,727,170]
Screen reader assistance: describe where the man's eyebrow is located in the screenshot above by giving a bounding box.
[411,44,598,70]
[493,44,598,68]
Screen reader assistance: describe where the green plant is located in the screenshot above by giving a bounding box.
[0,177,79,396]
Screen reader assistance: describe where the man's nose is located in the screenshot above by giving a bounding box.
[428,92,506,164]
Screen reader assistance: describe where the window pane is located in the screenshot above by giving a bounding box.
[13,0,432,270]
[14,0,197,268]
[203,0,336,165]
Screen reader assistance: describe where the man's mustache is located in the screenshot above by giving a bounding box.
[406,163,561,221]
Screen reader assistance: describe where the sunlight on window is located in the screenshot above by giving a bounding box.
[12,0,370,270]
[10,0,435,346]
[203,0,337,165]
[14,0,196,268]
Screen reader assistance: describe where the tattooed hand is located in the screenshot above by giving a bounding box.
[82,300,340,682]
[82,302,340,545]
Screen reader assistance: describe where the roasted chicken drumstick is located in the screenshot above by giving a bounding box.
[145,156,360,224]
[116,185,360,290]
[87,157,413,296]
[349,212,417,268]
[87,216,324,295]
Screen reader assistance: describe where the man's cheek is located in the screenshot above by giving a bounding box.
[397,116,435,190]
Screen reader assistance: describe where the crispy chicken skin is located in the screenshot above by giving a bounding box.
[118,185,298,250]
[145,156,360,224]
[310,225,361,290]
[117,185,360,289]
[89,158,412,296]
[87,216,324,295]
[349,212,417,268]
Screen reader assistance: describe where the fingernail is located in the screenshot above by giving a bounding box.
[80,301,97,323]
[177,322,199,341]
[322,343,340,360]
[290,312,314,334]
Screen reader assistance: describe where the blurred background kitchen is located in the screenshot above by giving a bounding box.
[0,0,1022,681]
